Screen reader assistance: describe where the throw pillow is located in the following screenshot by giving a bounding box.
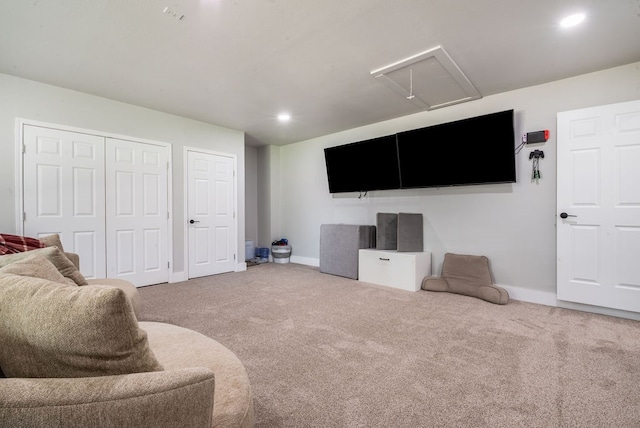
[0,246,87,286]
[0,273,163,378]
[0,254,76,286]
[38,233,65,251]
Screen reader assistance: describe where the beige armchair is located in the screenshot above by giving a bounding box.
[0,241,254,427]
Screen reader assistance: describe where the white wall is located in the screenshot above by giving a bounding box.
[257,145,284,250]
[256,146,271,250]
[245,145,259,248]
[0,73,246,276]
[271,62,640,297]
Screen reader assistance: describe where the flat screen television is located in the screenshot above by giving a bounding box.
[397,109,516,188]
[324,135,400,193]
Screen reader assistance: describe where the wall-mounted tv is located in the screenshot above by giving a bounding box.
[397,109,516,188]
[324,135,400,193]
[324,109,516,194]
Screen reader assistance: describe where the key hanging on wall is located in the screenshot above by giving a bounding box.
[529,150,544,183]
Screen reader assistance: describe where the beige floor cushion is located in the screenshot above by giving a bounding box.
[422,252,509,305]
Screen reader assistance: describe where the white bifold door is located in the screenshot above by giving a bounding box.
[557,100,640,313]
[22,126,107,278]
[106,138,169,286]
[22,125,170,287]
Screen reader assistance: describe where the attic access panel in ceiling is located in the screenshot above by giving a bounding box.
[371,46,481,110]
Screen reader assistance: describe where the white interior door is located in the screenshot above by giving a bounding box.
[557,100,640,313]
[22,125,106,279]
[187,149,236,278]
[106,138,169,287]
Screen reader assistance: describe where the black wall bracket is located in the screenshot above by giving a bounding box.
[529,149,544,159]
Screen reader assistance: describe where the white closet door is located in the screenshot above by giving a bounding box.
[22,125,106,279]
[106,138,169,287]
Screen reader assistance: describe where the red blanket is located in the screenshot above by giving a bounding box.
[0,233,45,255]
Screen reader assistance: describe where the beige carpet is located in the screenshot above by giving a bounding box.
[138,263,640,428]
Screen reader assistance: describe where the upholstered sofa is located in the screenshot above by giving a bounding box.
[0,239,254,427]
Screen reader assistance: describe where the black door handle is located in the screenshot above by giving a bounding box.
[189,219,200,224]
[559,212,577,219]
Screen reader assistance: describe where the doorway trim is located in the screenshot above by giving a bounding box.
[183,146,240,279]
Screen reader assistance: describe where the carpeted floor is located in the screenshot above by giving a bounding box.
[138,263,640,428]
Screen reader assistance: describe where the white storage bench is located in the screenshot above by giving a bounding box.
[358,249,431,291]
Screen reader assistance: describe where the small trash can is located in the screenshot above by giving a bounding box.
[245,240,255,261]
[271,245,292,264]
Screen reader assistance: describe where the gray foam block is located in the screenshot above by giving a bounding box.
[319,224,376,279]
[376,213,398,250]
[397,213,423,252]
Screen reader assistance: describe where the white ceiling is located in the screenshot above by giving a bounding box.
[1,0,639,146]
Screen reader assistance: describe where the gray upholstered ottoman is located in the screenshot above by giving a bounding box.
[319,224,376,279]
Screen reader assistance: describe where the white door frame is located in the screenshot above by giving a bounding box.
[15,118,175,282]
[183,146,239,278]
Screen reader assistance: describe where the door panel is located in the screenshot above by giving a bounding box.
[23,125,106,278]
[106,138,169,286]
[557,100,640,312]
[187,150,236,278]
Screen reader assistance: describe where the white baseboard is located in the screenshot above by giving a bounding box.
[290,256,320,267]
[500,284,640,321]
[236,262,247,272]
[500,284,557,307]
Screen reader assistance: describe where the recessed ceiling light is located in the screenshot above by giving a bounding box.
[560,13,585,28]
[277,113,291,122]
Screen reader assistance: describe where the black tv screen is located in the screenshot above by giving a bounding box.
[397,110,516,188]
[324,135,400,193]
